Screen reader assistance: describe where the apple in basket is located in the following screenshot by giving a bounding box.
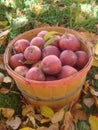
[59,33,81,51]
[42,45,60,58]
[13,39,30,53]
[8,30,89,81]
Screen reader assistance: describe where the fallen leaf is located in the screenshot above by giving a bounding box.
[72,109,87,120]
[83,98,94,108]
[40,106,54,119]
[51,108,64,123]
[80,30,96,43]
[37,127,49,130]
[20,127,35,130]
[1,108,14,119]
[49,123,59,130]
[63,111,75,130]
[0,30,10,46]
[89,115,98,130]
[6,116,21,130]
[90,87,98,97]
[22,105,35,117]
[0,87,9,94]
[3,76,12,83]
[27,114,36,128]
[0,72,5,83]
[0,55,5,70]
[93,96,98,107]
[40,118,50,124]
[95,74,98,79]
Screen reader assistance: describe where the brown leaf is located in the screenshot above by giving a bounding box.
[93,96,98,107]
[83,98,94,108]
[22,105,35,117]
[90,87,98,97]
[72,109,87,120]
[79,30,96,43]
[6,116,21,130]
[0,72,5,83]
[63,111,75,130]
[0,88,9,94]
[0,30,10,46]
[49,123,59,130]
[0,121,7,130]
[1,108,15,119]
[51,108,64,123]
[95,74,98,80]
[0,55,5,70]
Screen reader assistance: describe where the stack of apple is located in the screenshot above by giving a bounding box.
[9,30,89,81]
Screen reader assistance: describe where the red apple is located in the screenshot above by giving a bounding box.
[13,39,30,53]
[9,53,25,69]
[40,55,62,75]
[60,50,78,66]
[30,37,45,49]
[75,50,89,69]
[24,46,41,63]
[25,67,45,81]
[42,45,60,58]
[14,65,29,77]
[59,33,80,51]
[37,30,48,38]
[57,65,78,79]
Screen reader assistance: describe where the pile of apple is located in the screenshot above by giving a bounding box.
[9,30,89,81]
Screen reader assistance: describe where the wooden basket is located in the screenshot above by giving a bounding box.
[4,26,93,109]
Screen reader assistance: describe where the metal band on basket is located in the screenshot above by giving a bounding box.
[17,80,85,102]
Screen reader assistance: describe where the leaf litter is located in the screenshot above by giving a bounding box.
[0,29,98,129]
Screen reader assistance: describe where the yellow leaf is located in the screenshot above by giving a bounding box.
[22,105,35,117]
[0,21,8,27]
[20,127,35,130]
[1,108,14,119]
[40,106,54,118]
[0,30,10,46]
[89,115,98,130]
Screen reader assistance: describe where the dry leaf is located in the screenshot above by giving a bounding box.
[0,87,9,94]
[90,87,98,97]
[40,106,54,119]
[27,114,36,128]
[51,108,64,123]
[80,30,96,43]
[0,30,10,46]
[0,72,5,83]
[20,127,35,130]
[63,111,75,130]
[49,123,59,130]
[37,127,49,130]
[0,55,5,70]
[93,96,98,107]
[22,105,35,117]
[40,118,50,124]
[89,115,98,130]
[1,108,14,119]
[6,116,21,130]
[83,98,94,108]
[95,74,98,79]
[3,76,12,83]
[72,109,87,120]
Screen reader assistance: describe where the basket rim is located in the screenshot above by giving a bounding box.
[4,26,94,87]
